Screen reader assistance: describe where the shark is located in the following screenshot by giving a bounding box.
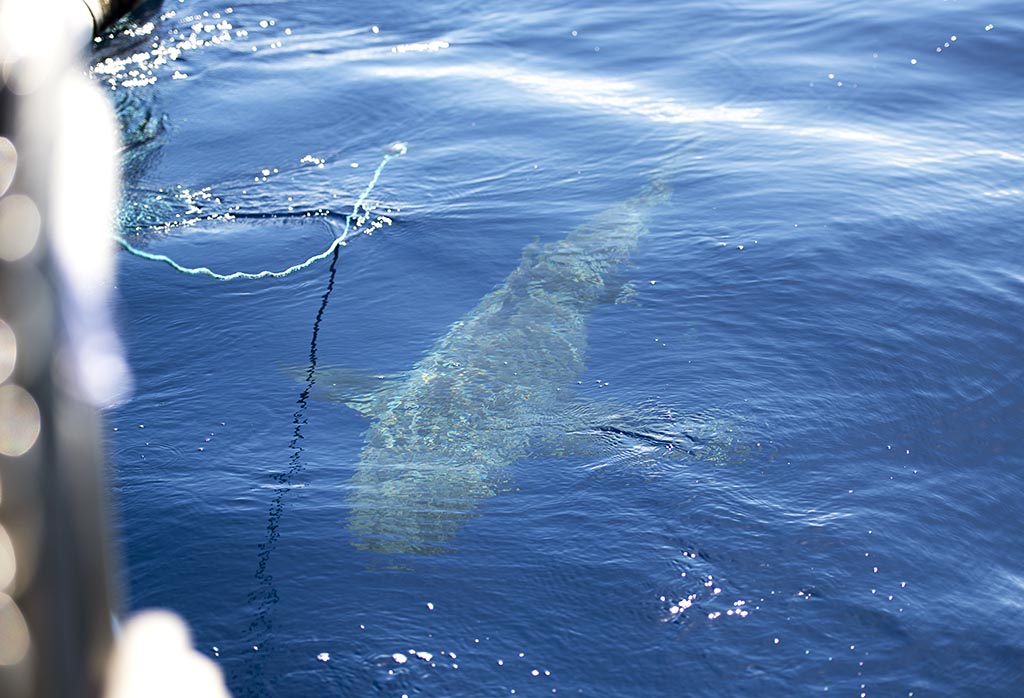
[315,178,724,554]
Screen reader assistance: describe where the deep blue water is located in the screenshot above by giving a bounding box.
[96,1,1023,695]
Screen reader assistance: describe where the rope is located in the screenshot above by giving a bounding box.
[115,143,407,280]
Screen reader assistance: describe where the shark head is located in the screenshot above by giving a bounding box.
[501,178,673,313]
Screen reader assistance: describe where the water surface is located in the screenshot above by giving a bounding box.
[98,1,1024,695]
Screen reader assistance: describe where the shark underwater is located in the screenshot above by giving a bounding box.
[315,178,726,554]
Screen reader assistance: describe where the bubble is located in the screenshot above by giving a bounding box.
[0,525,14,591]
[0,138,15,198]
[0,384,41,457]
[0,319,14,384]
[0,194,41,262]
[0,593,29,665]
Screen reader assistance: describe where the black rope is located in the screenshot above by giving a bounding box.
[237,244,341,693]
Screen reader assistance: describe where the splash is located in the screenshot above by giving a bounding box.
[115,143,407,281]
[90,6,287,89]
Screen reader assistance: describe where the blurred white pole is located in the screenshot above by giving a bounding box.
[0,1,231,696]
[105,611,231,698]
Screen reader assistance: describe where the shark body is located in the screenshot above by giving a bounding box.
[327,181,677,553]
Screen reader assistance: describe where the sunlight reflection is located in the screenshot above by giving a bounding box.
[360,52,1020,172]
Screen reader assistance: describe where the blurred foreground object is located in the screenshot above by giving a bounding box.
[81,1,149,34]
[1,1,228,696]
[105,611,230,698]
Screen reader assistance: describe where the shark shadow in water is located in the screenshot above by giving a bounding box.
[315,179,739,554]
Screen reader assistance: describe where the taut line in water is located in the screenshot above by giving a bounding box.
[239,243,341,691]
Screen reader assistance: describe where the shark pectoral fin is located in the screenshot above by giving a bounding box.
[288,366,406,416]
[552,399,746,469]
[612,280,638,304]
[593,270,639,305]
[317,368,407,415]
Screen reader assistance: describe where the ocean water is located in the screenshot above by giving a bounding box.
[95,1,1023,696]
